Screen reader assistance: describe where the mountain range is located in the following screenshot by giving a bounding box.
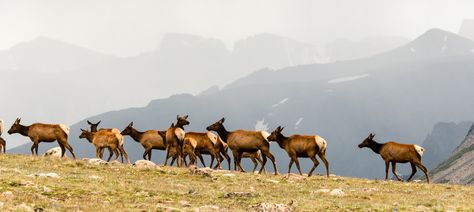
[10,28,474,179]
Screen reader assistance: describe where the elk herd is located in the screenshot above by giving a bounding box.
[0,116,430,183]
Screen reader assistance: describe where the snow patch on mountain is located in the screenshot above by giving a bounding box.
[328,74,369,84]
[255,119,269,132]
[272,98,289,108]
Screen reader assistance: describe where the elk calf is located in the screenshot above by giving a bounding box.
[79,129,123,162]
[358,133,430,183]
[87,120,130,163]
[182,131,223,169]
[267,126,329,177]
[8,118,76,159]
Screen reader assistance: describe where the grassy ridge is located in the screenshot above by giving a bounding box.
[0,154,473,211]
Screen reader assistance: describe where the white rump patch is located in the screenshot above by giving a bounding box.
[111,128,121,134]
[206,132,218,145]
[314,136,327,152]
[260,131,270,142]
[414,145,424,157]
[59,124,70,135]
[174,128,186,141]
[272,98,289,108]
[0,119,4,135]
[328,74,369,84]
[115,133,124,146]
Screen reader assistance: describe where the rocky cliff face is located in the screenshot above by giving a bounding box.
[431,123,474,184]
[421,121,472,169]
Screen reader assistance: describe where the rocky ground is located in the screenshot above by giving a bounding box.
[0,154,473,211]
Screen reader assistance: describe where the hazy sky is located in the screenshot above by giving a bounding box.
[1,0,473,56]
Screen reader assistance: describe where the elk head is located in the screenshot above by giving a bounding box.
[358,133,375,148]
[8,118,22,135]
[267,126,285,141]
[121,122,134,135]
[206,117,225,131]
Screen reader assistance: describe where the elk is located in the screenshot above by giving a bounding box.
[206,117,278,175]
[267,126,329,177]
[120,122,167,161]
[182,131,223,169]
[8,118,76,159]
[79,129,122,162]
[164,115,189,167]
[358,133,430,183]
[87,120,130,163]
[0,119,5,153]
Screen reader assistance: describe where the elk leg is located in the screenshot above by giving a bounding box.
[391,161,402,181]
[113,148,120,161]
[293,157,303,176]
[143,149,149,160]
[231,151,239,171]
[251,157,258,172]
[147,149,152,161]
[197,153,206,167]
[261,148,278,175]
[120,145,130,164]
[308,156,320,177]
[256,154,266,174]
[63,142,76,159]
[213,153,224,169]
[222,151,231,170]
[106,147,113,162]
[414,162,430,183]
[318,151,330,177]
[407,162,417,181]
[259,153,267,174]
[214,150,222,169]
[30,141,39,156]
[384,161,390,180]
[58,142,66,158]
[288,158,294,176]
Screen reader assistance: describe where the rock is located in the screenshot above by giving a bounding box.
[0,202,4,209]
[266,179,280,184]
[249,203,293,212]
[82,158,108,165]
[28,172,60,178]
[329,174,337,177]
[13,203,32,211]
[179,200,191,207]
[133,160,157,168]
[329,188,345,197]
[222,173,236,177]
[88,175,102,180]
[195,205,220,211]
[108,160,122,165]
[224,192,258,198]
[43,186,52,193]
[20,181,35,186]
[42,147,63,158]
[189,166,213,178]
[313,188,330,194]
[2,191,13,199]
[156,204,180,211]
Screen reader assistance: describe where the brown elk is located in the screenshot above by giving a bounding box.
[206,117,278,175]
[8,118,76,159]
[120,122,167,161]
[164,115,189,167]
[267,126,329,177]
[182,131,223,169]
[79,129,122,162]
[87,120,130,163]
[358,133,430,183]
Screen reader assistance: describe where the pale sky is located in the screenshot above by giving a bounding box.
[1,0,473,56]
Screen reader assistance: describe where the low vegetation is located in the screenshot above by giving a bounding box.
[0,154,473,211]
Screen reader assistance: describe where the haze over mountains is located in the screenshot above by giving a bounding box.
[10,28,474,179]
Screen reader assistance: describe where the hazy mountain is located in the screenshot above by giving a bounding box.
[431,123,474,184]
[11,28,474,179]
[420,121,472,169]
[325,36,410,61]
[459,19,474,41]
[0,36,117,73]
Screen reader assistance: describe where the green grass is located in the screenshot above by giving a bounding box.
[0,154,473,211]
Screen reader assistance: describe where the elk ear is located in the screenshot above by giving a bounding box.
[219,117,225,124]
[97,120,101,125]
[16,118,21,124]
[80,128,86,132]
[170,123,175,128]
[280,126,285,132]
[176,115,179,120]
[87,120,92,125]
[129,122,134,127]
[184,115,189,119]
